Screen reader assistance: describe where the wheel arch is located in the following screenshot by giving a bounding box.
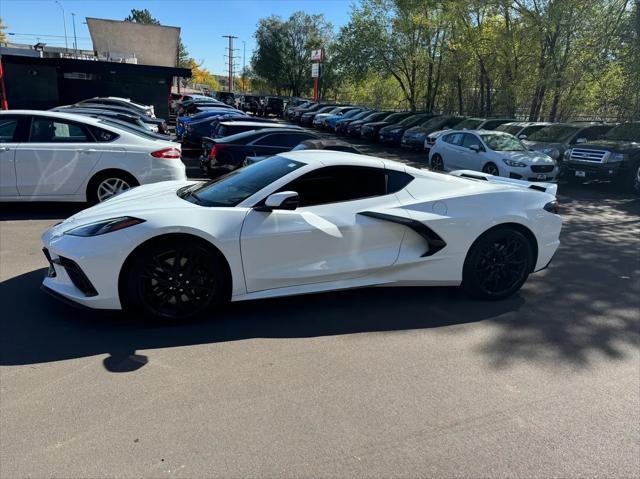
[470,222,539,272]
[86,168,140,200]
[117,232,233,309]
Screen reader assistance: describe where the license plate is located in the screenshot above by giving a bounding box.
[575,170,586,177]
[536,174,548,180]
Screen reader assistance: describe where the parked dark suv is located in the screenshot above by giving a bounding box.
[260,97,284,117]
[563,122,640,194]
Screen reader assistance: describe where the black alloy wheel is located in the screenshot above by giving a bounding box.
[462,228,533,300]
[430,154,445,172]
[482,162,500,176]
[125,239,225,320]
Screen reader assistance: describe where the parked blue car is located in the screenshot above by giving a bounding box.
[324,108,366,132]
[176,108,243,136]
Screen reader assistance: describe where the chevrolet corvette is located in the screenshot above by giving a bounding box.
[41,151,562,320]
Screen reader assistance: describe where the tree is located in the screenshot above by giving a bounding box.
[188,59,220,90]
[0,17,7,43]
[251,11,334,96]
[124,9,160,24]
[124,8,190,68]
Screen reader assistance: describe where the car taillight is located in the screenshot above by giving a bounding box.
[544,200,560,214]
[209,144,227,159]
[151,147,181,159]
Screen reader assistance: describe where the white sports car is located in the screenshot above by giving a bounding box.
[41,151,562,320]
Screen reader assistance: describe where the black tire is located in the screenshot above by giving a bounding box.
[87,171,139,205]
[122,238,228,321]
[482,162,500,176]
[462,227,534,300]
[624,161,640,195]
[430,154,445,171]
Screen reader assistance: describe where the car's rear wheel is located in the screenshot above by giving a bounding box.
[430,154,445,172]
[482,162,500,176]
[123,238,228,321]
[87,171,139,204]
[462,227,533,300]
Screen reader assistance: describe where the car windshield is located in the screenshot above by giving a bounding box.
[399,114,430,127]
[481,133,526,151]
[604,123,639,141]
[341,109,361,119]
[384,112,407,123]
[499,124,523,135]
[188,156,305,207]
[454,118,484,129]
[528,124,579,142]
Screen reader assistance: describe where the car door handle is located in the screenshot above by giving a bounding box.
[79,148,97,154]
[0,146,9,152]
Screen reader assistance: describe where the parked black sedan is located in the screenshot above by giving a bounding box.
[200,128,320,177]
[243,139,363,166]
[347,111,392,137]
[335,110,376,135]
[360,111,415,141]
[377,113,436,145]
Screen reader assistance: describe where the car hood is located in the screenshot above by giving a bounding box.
[364,121,389,128]
[501,150,554,163]
[380,124,406,133]
[404,126,428,135]
[427,129,449,138]
[522,140,564,151]
[56,181,196,230]
[573,140,639,152]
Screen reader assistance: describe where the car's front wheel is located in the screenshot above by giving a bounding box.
[482,162,500,176]
[462,227,534,300]
[123,238,228,321]
[430,154,445,172]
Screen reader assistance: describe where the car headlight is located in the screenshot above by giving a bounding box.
[542,148,559,160]
[606,152,625,163]
[502,158,527,167]
[64,217,146,237]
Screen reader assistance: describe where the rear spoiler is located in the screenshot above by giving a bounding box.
[449,170,558,196]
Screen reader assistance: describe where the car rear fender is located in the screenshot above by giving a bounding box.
[449,169,558,196]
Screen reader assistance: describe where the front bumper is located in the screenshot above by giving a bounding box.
[378,132,402,144]
[40,228,138,310]
[507,165,559,182]
[562,161,623,180]
[401,134,426,149]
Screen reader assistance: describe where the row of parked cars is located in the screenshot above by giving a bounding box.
[284,100,639,194]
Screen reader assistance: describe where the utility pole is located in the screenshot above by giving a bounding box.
[242,40,246,93]
[71,12,78,58]
[222,35,238,92]
[54,0,68,53]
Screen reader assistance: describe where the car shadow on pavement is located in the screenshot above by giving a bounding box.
[0,269,524,373]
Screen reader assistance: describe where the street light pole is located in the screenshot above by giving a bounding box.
[54,0,68,53]
[71,12,78,58]
[242,40,246,93]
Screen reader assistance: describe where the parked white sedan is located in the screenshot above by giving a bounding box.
[0,110,186,203]
[428,130,559,182]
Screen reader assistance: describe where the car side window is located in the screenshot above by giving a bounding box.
[0,117,19,143]
[30,118,93,143]
[88,126,119,142]
[444,133,464,145]
[462,133,482,149]
[280,166,387,207]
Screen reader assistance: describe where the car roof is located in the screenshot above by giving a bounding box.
[2,109,108,125]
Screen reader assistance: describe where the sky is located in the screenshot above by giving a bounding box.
[0,0,352,74]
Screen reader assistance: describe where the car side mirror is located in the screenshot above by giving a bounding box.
[575,137,587,144]
[518,134,527,139]
[469,144,482,153]
[255,191,299,212]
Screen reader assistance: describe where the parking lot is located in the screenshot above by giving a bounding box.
[1,143,638,477]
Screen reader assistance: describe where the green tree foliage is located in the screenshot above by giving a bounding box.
[251,12,333,96]
[124,8,190,69]
[253,1,636,120]
[0,17,7,43]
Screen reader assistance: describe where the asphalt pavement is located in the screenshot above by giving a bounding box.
[1,142,639,478]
